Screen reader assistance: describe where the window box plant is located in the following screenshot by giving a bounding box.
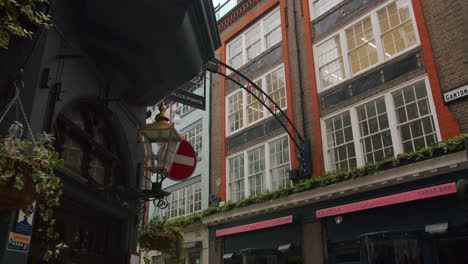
[376,157,396,171]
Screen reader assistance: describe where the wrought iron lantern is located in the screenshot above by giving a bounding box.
[138,103,182,208]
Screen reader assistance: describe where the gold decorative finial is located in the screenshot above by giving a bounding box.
[155,103,169,122]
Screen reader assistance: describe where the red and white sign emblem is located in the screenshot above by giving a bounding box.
[168,140,197,181]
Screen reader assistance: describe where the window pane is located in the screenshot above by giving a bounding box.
[264,10,282,48]
[228,91,243,133]
[437,237,468,264]
[266,66,287,109]
[247,80,264,124]
[364,239,424,264]
[317,36,345,89]
[393,81,437,153]
[269,136,290,190]
[248,146,266,196]
[325,112,356,170]
[378,2,417,58]
[246,24,261,61]
[183,124,203,158]
[313,0,344,18]
[229,154,245,201]
[346,17,378,74]
[357,98,393,164]
[229,38,243,69]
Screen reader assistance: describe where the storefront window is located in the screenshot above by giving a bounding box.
[363,239,423,264]
[189,252,201,264]
[436,237,468,263]
[334,246,360,264]
[244,255,278,264]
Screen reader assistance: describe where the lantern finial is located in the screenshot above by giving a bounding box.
[155,103,169,123]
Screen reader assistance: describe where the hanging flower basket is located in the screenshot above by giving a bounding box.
[139,218,184,263]
[148,232,172,252]
[0,156,36,210]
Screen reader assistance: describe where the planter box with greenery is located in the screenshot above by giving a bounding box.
[168,135,468,229]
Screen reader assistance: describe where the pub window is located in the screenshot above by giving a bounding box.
[55,102,122,186]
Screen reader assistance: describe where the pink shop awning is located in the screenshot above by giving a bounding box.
[316,182,457,218]
[216,215,294,237]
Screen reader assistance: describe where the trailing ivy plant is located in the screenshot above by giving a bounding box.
[0,132,65,262]
[139,217,184,264]
[0,0,52,49]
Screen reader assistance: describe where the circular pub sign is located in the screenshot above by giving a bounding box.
[168,139,197,181]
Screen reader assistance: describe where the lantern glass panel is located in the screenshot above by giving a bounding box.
[154,141,180,173]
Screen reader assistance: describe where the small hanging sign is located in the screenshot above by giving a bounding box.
[6,203,35,253]
[7,232,31,252]
[169,89,206,110]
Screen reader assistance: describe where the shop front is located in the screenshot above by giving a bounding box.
[318,173,468,264]
[214,214,303,264]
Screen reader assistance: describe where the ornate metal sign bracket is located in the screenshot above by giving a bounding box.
[205,59,311,179]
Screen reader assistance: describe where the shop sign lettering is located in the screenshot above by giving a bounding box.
[444,85,468,103]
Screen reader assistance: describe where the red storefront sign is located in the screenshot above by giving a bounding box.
[316,182,457,218]
[216,215,294,237]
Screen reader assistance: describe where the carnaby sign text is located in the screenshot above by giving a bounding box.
[443,84,468,103]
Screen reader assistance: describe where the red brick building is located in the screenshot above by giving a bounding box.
[206,0,468,263]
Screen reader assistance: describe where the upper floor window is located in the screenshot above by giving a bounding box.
[229,154,245,202]
[227,135,291,202]
[183,124,203,159]
[356,97,394,164]
[311,0,344,19]
[346,17,378,75]
[160,181,202,219]
[324,111,356,171]
[227,8,282,70]
[228,90,244,133]
[322,78,439,172]
[317,36,345,89]
[314,0,419,92]
[226,65,286,135]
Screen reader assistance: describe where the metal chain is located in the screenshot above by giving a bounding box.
[18,96,37,145]
[0,80,37,145]
[0,83,21,125]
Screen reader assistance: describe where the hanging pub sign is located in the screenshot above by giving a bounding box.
[169,88,206,110]
[443,84,468,104]
[168,69,206,110]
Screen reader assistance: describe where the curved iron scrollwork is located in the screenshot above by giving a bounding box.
[205,58,311,178]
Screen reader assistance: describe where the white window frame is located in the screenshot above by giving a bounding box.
[313,0,421,93]
[309,0,344,21]
[321,76,441,172]
[226,7,282,71]
[183,124,203,160]
[225,64,287,136]
[226,134,292,202]
[159,182,202,219]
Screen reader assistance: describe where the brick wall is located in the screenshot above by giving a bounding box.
[210,49,223,197]
[211,0,312,199]
[422,0,468,132]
